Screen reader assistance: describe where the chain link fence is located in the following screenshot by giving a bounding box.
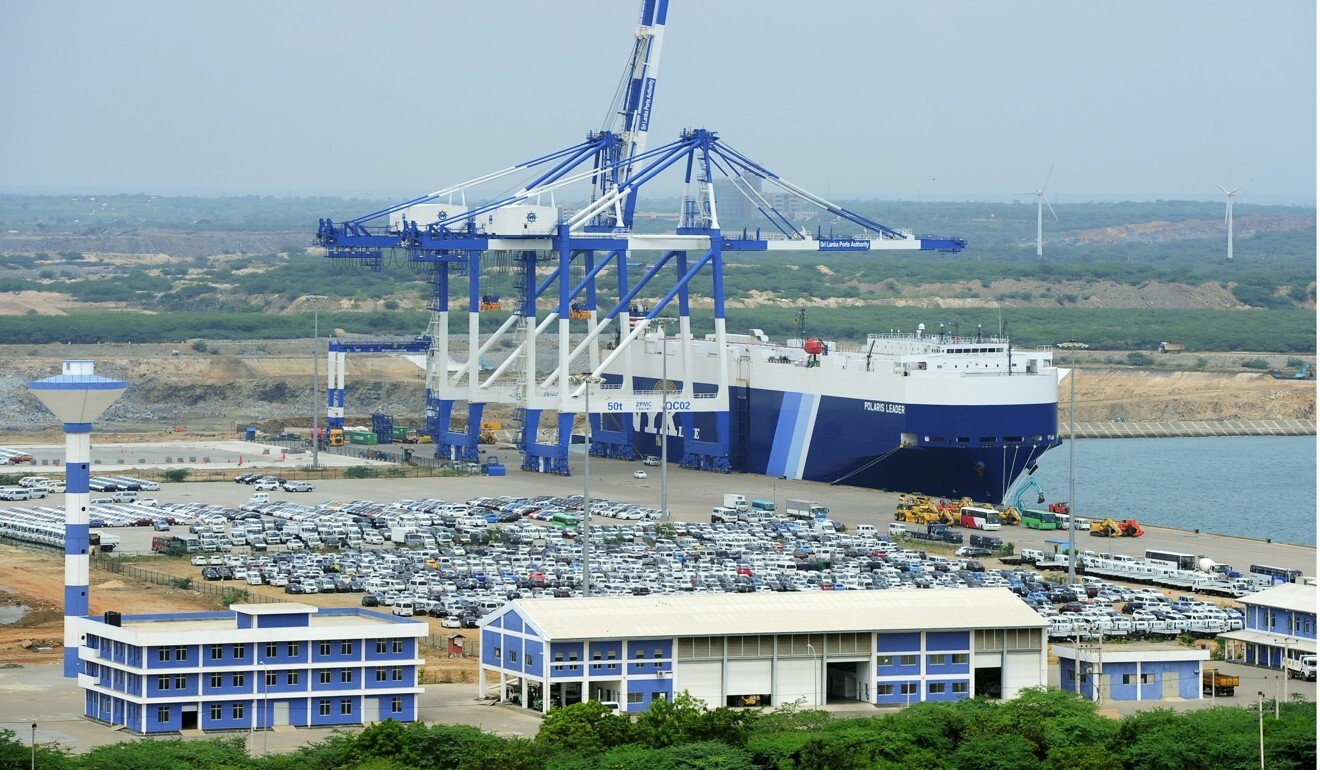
[91,554,280,606]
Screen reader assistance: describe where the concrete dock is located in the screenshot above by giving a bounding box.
[1071,419,1315,438]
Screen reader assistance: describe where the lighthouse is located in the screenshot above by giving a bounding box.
[28,360,126,677]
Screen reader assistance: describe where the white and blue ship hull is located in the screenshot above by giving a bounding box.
[604,331,1062,503]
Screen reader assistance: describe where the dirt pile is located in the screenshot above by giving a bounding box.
[1067,369,1316,423]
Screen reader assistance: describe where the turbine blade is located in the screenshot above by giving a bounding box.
[1209,177,1230,196]
[1042,164,1054,191]
[1229,179,1253,194]
[1044,196,1058,221]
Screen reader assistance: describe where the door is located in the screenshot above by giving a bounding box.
[1003,652,1043,699]
[363,696,381,724]
[775,658,818,706]
[180,705,198,730]
[726,659,772,706]
[273,701,290,727]
[1162,671,1180,700]
[678,661,723,709]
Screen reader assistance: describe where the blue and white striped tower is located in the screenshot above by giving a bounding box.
[28,360,125,678]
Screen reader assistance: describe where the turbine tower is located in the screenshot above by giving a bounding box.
[1211,178,1251,260]
[1018,165,1058,257]
[28,360,125,677]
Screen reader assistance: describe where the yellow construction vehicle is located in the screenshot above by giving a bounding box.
[999,507,1022,526]
[478,420,502,444]
[1090,518,1144,537]
[328,428,345,447]
[479,294,503,311]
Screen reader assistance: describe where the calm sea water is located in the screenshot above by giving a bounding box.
[1027,436,1317,546]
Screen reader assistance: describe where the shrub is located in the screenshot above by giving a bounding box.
[161,468,190,483]
[345,466,380,479]
[190,340,208,352]
[217,588,249,606]
[1126,352,1155,366]
[1241,358,1270,370]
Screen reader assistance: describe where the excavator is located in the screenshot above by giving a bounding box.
[1089,518,1144,537]
[895,495,951,525]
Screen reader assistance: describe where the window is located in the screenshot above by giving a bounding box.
[952,653,969,665]
[391,666,403,681]
[929,682,946,694]
[493,646,501,660]
[157,707,170,723]
[376,668,387,682]
[340,698,353,715]
[340,669,353,684]
[320,670,332,685]
[232,703,245,720]
[877,655,893,667]
[157,676,170,690]
[320,641,332,657]
[287,671,300,685]
[319,700,331,716]
[593,650,603,661]
[266,671,278,687]
[174,675,186,690]
[899,655,918,666]
[210,704,223,721]
[265,643,278,659]
[527,654,535,668]
[900,683,917,695]
[635,649,645,659]
[341,641,353,655]
[952,682,968,694]
[628,692,643,704]
[233,672,246,687]
[607,650,617,660]
[877,684,894,696]
[391,638,404,654]
[509,650,518,663]
[1140,674,1153,685]
[287,643,300,657]
[376,640,388,654]
[210,644,223,661]
[174,646,188,661]
[157,647,172,662]
[209,673,223,688]
[928,654,947,666]
[553,652,564,662]
[568,651,579,662]
[390,697,403,714]
[653,649,663,659]
[233,644,246,659]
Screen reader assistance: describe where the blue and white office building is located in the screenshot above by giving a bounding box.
[1221,582,1317,670]
[1057,643,1209,702]
[74,603,427,734]
[479,590,1047,713]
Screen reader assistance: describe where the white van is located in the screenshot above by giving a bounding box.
[0,487,32,501]
[247,492,271,505]
[888,522,908,536]
[18,476,48,489]
[855,524,878,537]
[110,490,138,503]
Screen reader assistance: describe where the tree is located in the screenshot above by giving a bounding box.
[79,737,253,769]
[0,728,74,770]
[161,468,190,483]
[537,701,632,754]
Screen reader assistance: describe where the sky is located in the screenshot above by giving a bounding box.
[2,1,1315,204]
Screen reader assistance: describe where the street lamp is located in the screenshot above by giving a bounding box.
[305,295,328,469]
[1056,340,1088,585]
[30,723,35,770]
[570,373,604,596]
[806,642,820,707]
[659,326,671,522]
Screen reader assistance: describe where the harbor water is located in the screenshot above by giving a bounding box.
[1027,435,1317,547]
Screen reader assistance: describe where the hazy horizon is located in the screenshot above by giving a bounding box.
[4,1,1315,205]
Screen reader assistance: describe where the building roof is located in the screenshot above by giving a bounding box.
[1220,629,1317,655]
[503,588,1047,640]
[1054,643,1209,664]
[1241,583,1317,615]
[231,602,319,615]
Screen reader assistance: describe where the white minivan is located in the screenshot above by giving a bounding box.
[855,524,878,537]
[888,522,908,536]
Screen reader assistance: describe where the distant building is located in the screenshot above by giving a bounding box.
[75,603,426,734]
[1056,643,1209,702]
[1220,582,1317,670]
[478,589,1047,713]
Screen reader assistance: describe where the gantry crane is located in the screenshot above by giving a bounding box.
[314,0,966,475]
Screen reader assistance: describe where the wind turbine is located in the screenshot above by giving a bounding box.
[1211,178,1251,260]
[1018,165,1057,257]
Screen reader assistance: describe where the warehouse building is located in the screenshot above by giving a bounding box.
[478,589,1047,713]
[1056,643,1209,702]
[74,603,427,734]
[1220,582,1317,670]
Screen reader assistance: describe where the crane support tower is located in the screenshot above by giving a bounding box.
[313,0,966,475]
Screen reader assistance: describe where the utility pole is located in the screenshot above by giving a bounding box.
[1257,691,1265,770]
[660,325,669,522]
[571,373,602,595]
[306,295,328,469]
[30,723,35,770]
[1057,340,1087,585]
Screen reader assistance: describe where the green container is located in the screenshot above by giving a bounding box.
[348,431,378,445]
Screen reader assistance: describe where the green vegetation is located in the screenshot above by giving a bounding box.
[1241,358,1271,370]
[161,469,191,483]
[1,690,1312,769]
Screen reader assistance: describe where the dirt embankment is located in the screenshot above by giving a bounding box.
[1066,369,1316,423]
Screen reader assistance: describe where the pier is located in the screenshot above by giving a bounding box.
[1070,419,1315,439]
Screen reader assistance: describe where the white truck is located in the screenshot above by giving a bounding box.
[722,493,748,513]
[711,506,738,523]
[1286,654,1317,681]
[786,500,829,521]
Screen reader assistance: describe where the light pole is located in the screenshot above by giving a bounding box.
[806,642,820,707]
[30,722,35,770]
[1257,691,1265,770]
[660,325,670,522]
[305,295,328,469]
[1057,340,1087,585]
[571,373,603,596]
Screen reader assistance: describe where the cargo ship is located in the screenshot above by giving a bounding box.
[602,326,1062,502]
